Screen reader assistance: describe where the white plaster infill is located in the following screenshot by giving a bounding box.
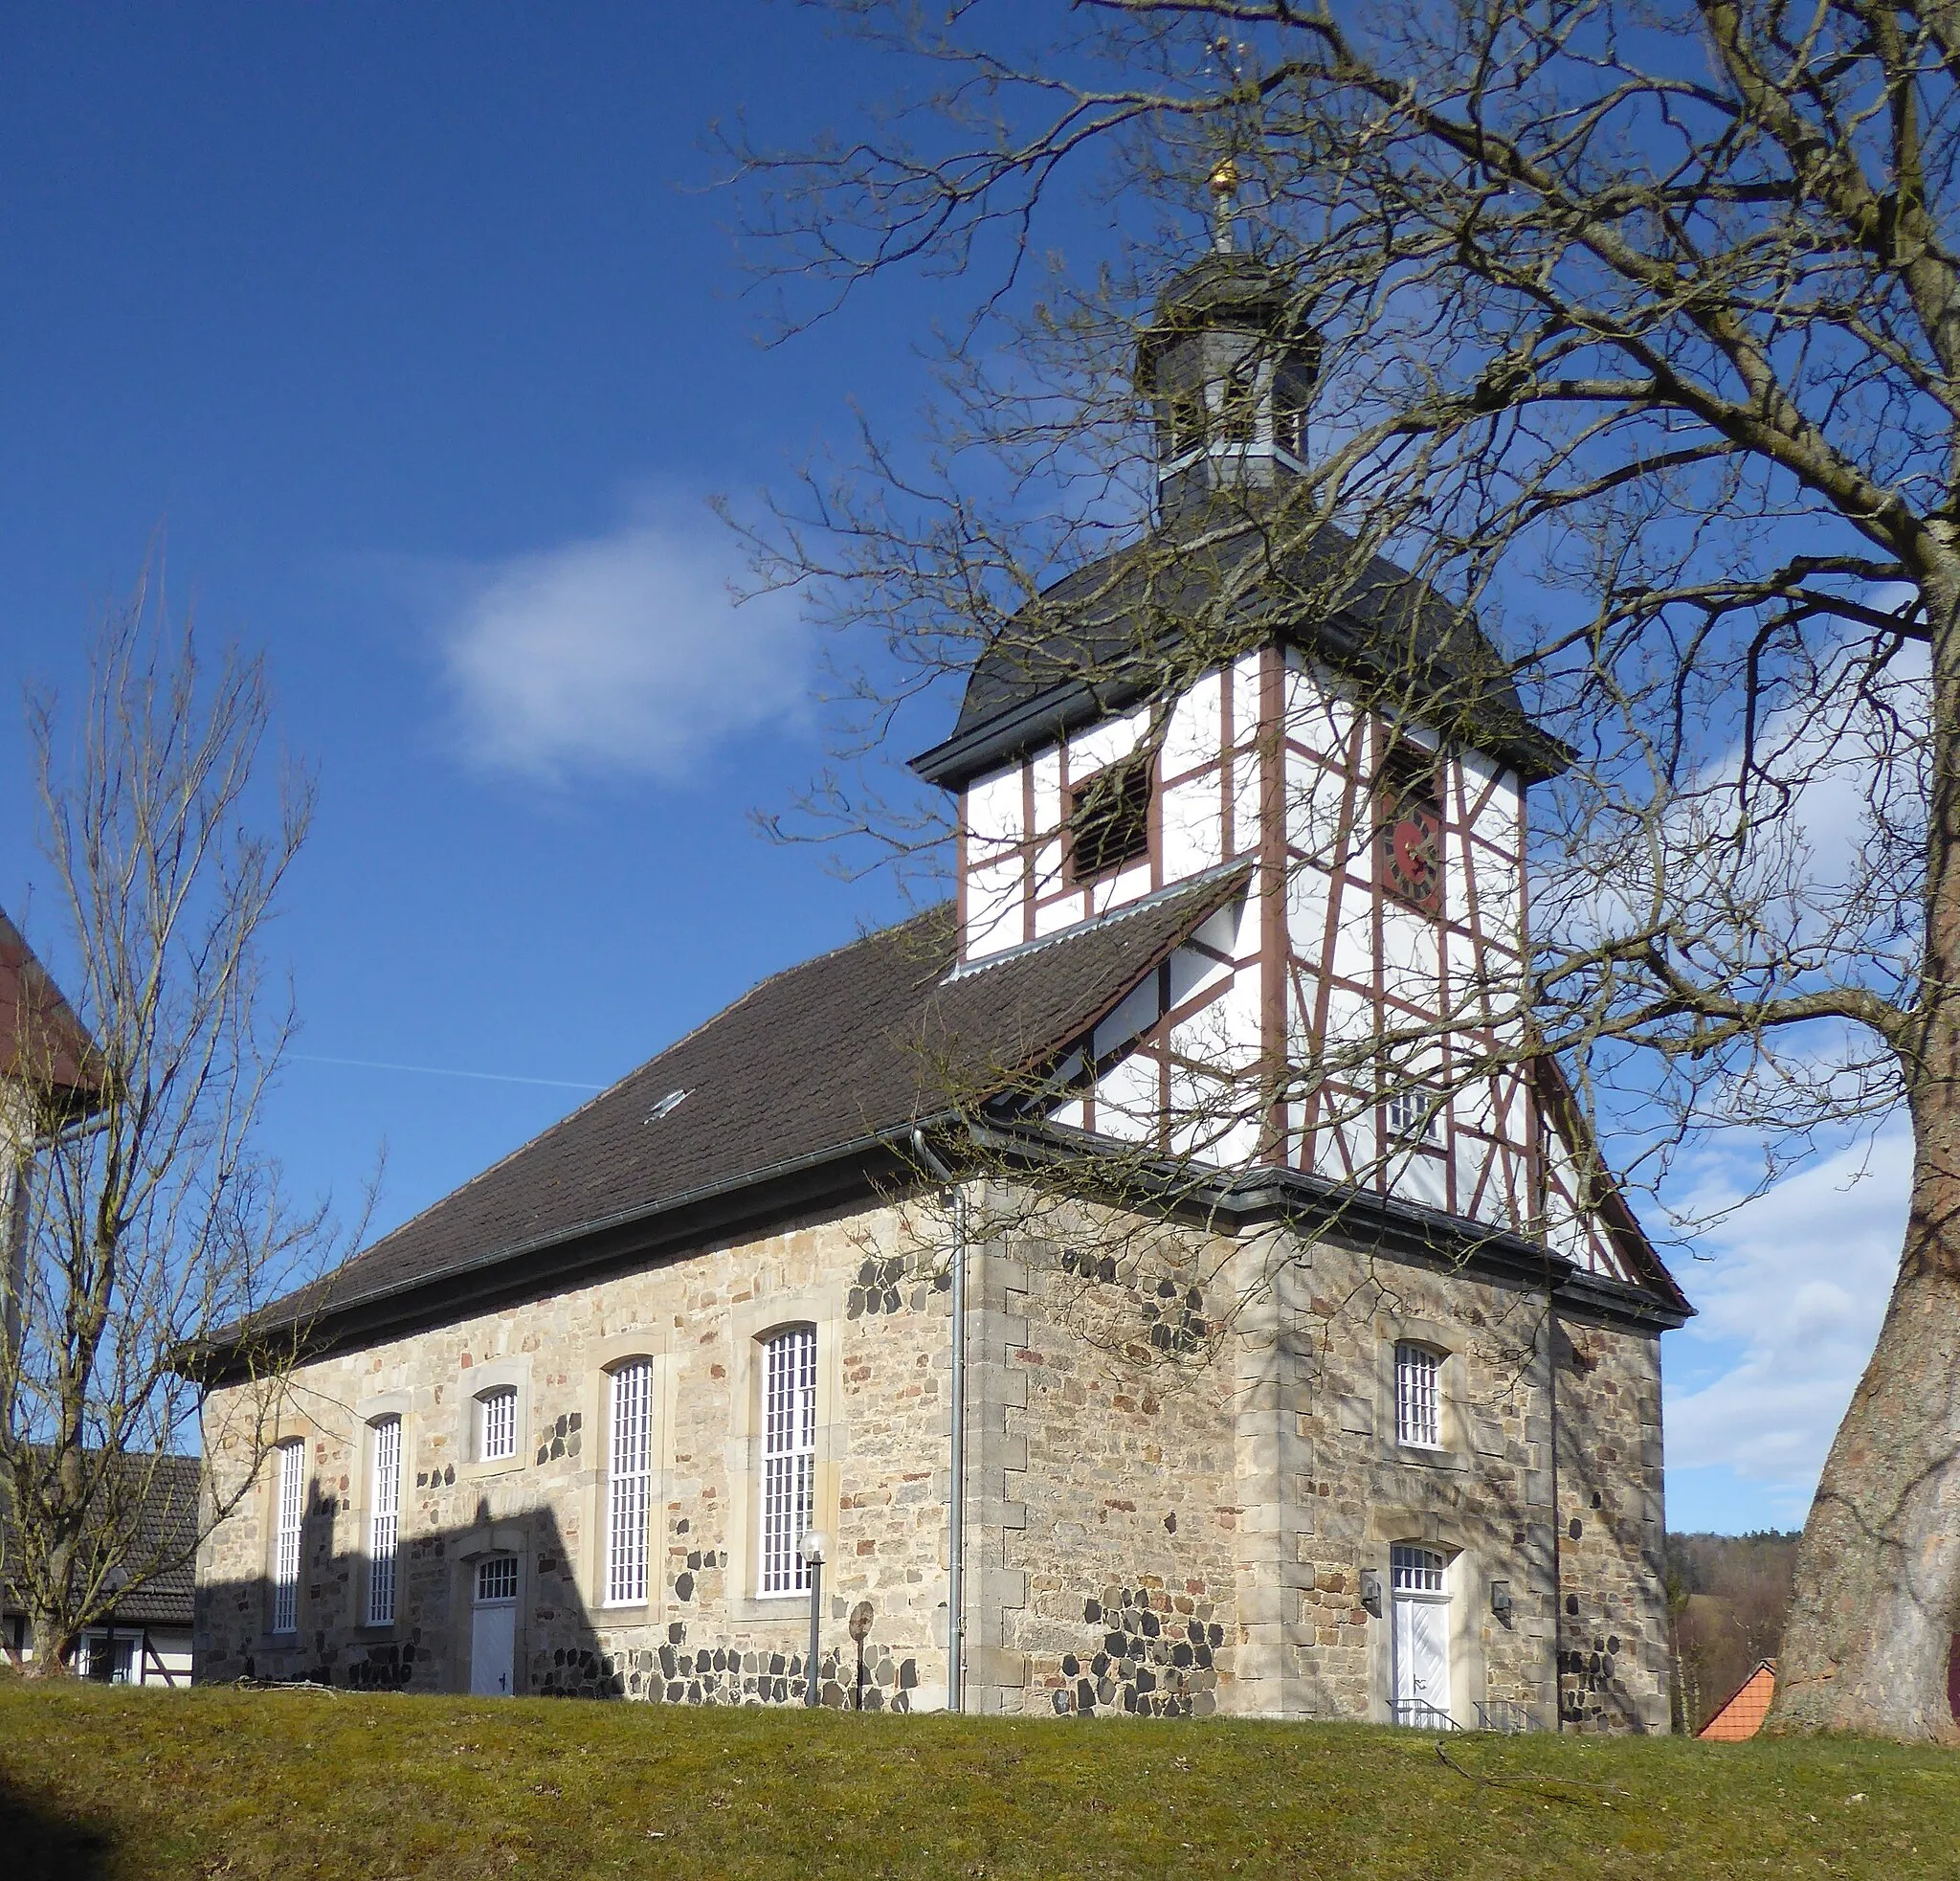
[943,859,1252,984]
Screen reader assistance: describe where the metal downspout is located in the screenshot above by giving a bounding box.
[912,1128,966,1715]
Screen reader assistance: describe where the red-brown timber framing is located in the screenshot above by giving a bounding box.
[953,637,1639,1282]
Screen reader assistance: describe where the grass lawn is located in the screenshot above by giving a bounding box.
[1,1678,1955,1880]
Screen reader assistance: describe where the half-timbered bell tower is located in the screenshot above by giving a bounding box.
[1135,166,1321,519]
[913,237,1651,1289]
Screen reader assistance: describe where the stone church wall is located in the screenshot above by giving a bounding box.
[1550,1311,1670,1733]
[198,1196,959,1708]
[197,1182,1670,1733]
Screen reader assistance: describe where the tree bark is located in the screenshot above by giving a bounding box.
[1774,566,1960,1739]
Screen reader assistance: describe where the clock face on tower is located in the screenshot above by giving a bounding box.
[1378,784,1443,915]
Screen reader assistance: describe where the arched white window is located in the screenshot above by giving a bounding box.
[477,1385,518,1463]
[760,1326,817,1597]
[367,1417,401,1626]
[271,1439,304,1635]
[606,1358,653,1606]
[1394,1342,1443,1449]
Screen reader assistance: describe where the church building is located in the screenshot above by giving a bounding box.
[194,233,1689,1734]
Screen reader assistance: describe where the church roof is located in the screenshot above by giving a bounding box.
[229,866,1253,1354]
[911,512,1569,792]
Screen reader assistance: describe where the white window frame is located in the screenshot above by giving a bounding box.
[271,1439,304,1635]
[78,1631,136,1683]
[759,1325,817,1598]
[367,1416,402,1627]
[1394,1341,1444,1449]
[606,1358,653,1606]
[476,1554,519,1604]
[477,1385,518,1464]
[1385,1085,1442,1145]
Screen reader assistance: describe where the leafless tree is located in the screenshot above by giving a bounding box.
[731,0,1960,1738]
[1,573,339,1675]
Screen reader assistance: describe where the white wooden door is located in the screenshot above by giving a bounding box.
[469,1556,518,1697]
[1392,1594,1451,1727]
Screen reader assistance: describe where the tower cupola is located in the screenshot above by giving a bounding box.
[1135,163,1321,519]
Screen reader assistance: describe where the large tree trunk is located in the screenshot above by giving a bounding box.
[26,1602,78,1679]
[1772,568,1960,1740]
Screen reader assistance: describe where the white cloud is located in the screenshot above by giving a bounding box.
[436,506,809,783]
[1664,1124,1907,1512]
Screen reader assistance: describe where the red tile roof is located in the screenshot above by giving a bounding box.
[0,908,99,1103]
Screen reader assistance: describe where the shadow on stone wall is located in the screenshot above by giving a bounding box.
[196,1489,628,1697]
[196,1482,924,1708]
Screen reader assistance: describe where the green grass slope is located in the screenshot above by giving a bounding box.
[0,1679,1953,1880]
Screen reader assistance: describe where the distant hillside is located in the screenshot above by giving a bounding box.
[1665,1531,1800,1735]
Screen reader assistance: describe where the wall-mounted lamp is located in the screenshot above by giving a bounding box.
[1490,1579,1513,1627]
[800,1530,830,1707]
[1359,1568,1383,1618]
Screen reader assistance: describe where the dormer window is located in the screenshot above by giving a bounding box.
[1066,754,1152,885]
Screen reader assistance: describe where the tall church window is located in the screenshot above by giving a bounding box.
[606,1359,653,1606]
[1375,750,1443,916]
[1394,1342,1443,1449]
[367,1416,401,1627]
[477,1385,518,1463]
[271,1439,304,1635]
[1066,754,1152,885]
[760,1325,818,1597]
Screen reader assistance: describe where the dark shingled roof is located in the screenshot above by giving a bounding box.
[913,511,1567,791]
[254,866,1253,1339]
[3,1451,200,1629]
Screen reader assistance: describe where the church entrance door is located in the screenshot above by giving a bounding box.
[469,1555,518,1696]
[1391,1545,1451,1727]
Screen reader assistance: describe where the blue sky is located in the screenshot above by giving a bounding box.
[0,4,1882,1534]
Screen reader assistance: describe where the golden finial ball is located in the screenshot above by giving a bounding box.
[1209,158,1241,199]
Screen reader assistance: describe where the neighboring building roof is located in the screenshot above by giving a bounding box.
[2,1451,200,1630]
[0,907,100,1105]
[1697,1660,1777,1740]
[234,866,1255,1351]
[911,509,1568,792]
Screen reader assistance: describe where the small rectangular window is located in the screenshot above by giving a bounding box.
[1385,1086,1442,1145]
[760,1326,818,1597]
[367,1417,401,1627]
[272,1439,304,1635]
[1066,754,1152,885]
[607,1360,653,1606]
[478,1386,518,1463]
[1391,1543,1447,1594]
[477,1555,519,1603]
[1394,1342,1443,1449]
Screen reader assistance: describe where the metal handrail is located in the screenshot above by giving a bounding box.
[1391,1699,1459,1730]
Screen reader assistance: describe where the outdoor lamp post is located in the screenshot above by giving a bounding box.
[800,1529,829,1707]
